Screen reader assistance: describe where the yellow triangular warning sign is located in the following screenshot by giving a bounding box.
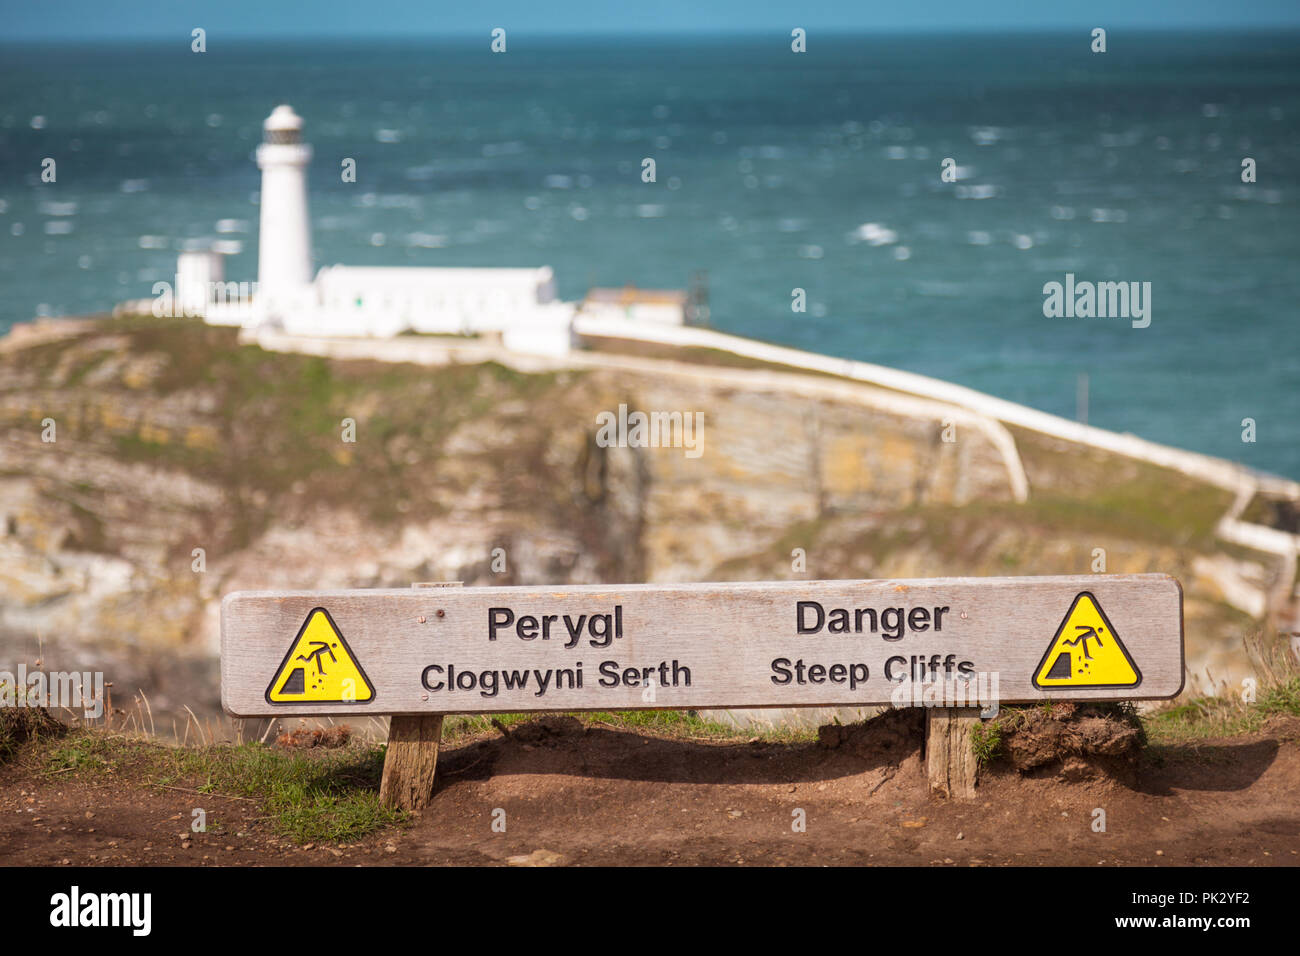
[266,608,375,704]
[1033,591,1141,689]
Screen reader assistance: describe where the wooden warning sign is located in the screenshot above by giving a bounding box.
[221,574,1183,717]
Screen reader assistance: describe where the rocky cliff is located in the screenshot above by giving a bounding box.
[0,317,1290,730]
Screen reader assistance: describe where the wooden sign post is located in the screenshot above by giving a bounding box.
[377,582,459,811]
[222,574,1183,808]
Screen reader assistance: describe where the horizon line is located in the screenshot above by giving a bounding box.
[6,25,1300,44]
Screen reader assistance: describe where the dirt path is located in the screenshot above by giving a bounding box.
[2,715,1298,866]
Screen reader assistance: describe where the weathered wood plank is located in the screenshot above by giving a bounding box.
[220,574,1184,717]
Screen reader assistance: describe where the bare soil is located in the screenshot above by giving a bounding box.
[2,712,1298,867]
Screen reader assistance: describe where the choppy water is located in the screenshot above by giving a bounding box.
[1,33,1297,476]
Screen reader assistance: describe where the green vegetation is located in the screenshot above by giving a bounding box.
[9,316,570,550]
[1009,426,1234,548]
[891,482,1230,559]
[1146,629,1300,744]
[1146,675,1300,744]
[397,329,484,339]
[441,708,817,744]
[38,731,402,843]
[6,674,1297,847]
[8,709,811,844]
[715,485,1244,587]
[969,719,1002,765]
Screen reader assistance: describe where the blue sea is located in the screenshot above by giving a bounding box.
[1,33,1298,477]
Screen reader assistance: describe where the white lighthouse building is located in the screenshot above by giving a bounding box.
[166,104,686,355]
[255,104,314,314]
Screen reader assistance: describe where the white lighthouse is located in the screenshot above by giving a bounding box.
[255,105,314,315]
[159,104,656,355]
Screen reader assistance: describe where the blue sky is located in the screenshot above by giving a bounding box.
[5,0,1300,40]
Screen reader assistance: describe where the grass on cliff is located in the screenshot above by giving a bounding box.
[8,681,1299,847]
[1009,426,1235,548]
[4,707,809,845]
[16,316,569,548]
[879,463,1233,558]
[1145,677,1300,744]
[33,729,402,844]
[1146,629,1300,744]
